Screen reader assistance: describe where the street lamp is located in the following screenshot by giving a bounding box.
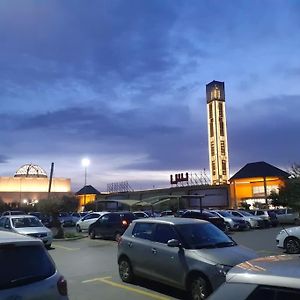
[81,158,90,206]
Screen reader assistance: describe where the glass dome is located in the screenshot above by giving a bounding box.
[14,164,48,178]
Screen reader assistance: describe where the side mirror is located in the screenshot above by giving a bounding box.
[167,239,182,248]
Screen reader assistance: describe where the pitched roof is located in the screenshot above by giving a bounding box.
[76,185,100,195]
[230,161,290,180]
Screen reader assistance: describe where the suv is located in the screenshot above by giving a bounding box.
[0,231,68,299]
[118,218,257,299]
[208,255,300,300]
[88,212,136,240]
[181,210,226,231]
[250,209,278,227]
[274,208,300,224]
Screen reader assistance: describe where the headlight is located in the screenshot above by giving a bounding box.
[216,264,231,276]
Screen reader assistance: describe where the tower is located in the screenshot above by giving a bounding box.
[206,80,229,185]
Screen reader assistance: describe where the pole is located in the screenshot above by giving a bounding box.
[48,162,54,201]
[84,166,87,206]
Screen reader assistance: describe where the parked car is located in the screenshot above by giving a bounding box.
[208,255,300,300]
[76,211,108,232]
[210,210,247,231]
[2,210,26,216]
[133,211,150,219]
[89,212,136,240]
[181,210,226,231]
[0,231,68,299]
[226,210,264,229]
[70,212,89,223]
[274,208,300,224]
[118,218,257,300]
[28,212,53,228]
[58,212,75,227]
[0,215,53,249]
[276,226,300,254]
[250,209,278,227]
[160,210,174,217]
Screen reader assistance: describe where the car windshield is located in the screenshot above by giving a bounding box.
[238,211,253,217]
[176,223,236,249]
[216,211,232,218]
[12,217,43,228]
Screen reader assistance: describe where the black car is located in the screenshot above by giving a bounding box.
[88,212,136,240]
[181,210,227,231]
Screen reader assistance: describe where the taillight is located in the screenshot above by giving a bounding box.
[122,220,128,226]
[57,276,68,296]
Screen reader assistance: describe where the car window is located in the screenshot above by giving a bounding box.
[12,217,43,228]
[0,218,5,228]
[0,244,55,290]
[153,224,179,244]
[4,218,11,228]
[232,212,241,217]
[132,222,155,240]
[85,213,99,220]
[107,214,120,222]
[247,286,300,300]
[257,211,264,216]
[287,209,295,214]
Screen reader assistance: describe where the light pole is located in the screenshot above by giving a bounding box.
[81,158,90,207]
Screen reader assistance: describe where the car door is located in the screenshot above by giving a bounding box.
[3,217,12,232]
[81,213,101,231]
[94,214,120,237]
[150,224,185,287]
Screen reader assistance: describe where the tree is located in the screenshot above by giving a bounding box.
[0,198,10,213]
[270,163,300,210]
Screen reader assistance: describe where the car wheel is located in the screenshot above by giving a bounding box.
[285,237,300,254]
[76,225,81,232]
[224,222,230,233]
[119,258,134,283]
[45,244,52,250]
[90,229,96,240]
[189,275,211,300]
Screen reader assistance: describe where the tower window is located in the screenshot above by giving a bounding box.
[211,141,215,156]
[221,141,226,156]
[219,119,224,136]
[209,103,213,119]
[218,102,223,118]
[212,161,216,176]
[222,160,227,175]
[210,122,214,137]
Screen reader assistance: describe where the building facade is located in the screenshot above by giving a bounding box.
[206,80,229,185]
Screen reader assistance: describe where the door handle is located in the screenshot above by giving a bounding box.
[151,248,157,255]
[128,242,133,248]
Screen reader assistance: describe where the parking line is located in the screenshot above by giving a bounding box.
[82,276,170,300]
[52,244,80,251]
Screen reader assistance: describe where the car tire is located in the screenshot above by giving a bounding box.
[90,229,96,240]
[285,237,300,254]
[45,244,52,250]
[119,258,134,283]
[76,225,82,232]
[189,275,211,300]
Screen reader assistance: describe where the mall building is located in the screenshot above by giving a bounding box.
[0,164,71,205]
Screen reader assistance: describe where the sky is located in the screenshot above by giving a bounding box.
[0,0,300,192]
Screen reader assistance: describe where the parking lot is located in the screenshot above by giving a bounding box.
[49,226,288,300]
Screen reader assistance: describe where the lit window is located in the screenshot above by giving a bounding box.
[211,142,215,156]
[210,122,214,137]
[219,119,224,136]
[212,161,216,176]
[218,102,223,118]
[221,141,225,155]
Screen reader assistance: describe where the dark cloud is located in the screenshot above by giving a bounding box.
[0,155,9,164]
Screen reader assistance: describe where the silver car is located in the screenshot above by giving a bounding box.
[117,218,257,299]
[0,215,53,249]
[0,231,68,299]
[208,255,300,299]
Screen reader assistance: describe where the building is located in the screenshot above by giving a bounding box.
[0,164,71,205]
[229,161,290,208]
[75,185,101,208]
[206,80,229,185]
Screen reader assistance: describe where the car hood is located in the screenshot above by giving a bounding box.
[189,245,258,266]
[14,227,51,235]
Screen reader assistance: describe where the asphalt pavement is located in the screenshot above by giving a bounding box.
[49,225,289,300]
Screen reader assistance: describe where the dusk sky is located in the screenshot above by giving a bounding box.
[0,0,299,191]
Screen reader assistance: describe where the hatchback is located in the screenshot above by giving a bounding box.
[0,231,68,299]
[208,255,300,300]
[118,218,257,299]
[89,212,136,240]
[0,215,53,249]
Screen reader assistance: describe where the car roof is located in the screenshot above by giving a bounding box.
[133,217,208,225]
[0,231,42,245]
[3,215,38,219]
[227,255,300,289]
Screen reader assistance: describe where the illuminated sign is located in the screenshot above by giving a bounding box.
[170,173,189,185]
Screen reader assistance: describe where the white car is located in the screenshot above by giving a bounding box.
[0,215,53,249]
[276,226,300,254]
[0,231,68,299]
[76,211,108,232]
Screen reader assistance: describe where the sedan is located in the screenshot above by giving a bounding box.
[276,226,300,254]
[0,215,53,249]
[118,218,257,300]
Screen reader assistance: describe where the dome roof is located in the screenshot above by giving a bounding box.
[14,164,48,178]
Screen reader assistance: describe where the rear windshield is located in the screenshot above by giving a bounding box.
[0,244,55,289]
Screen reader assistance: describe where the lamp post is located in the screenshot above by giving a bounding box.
[81,158,90,206]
